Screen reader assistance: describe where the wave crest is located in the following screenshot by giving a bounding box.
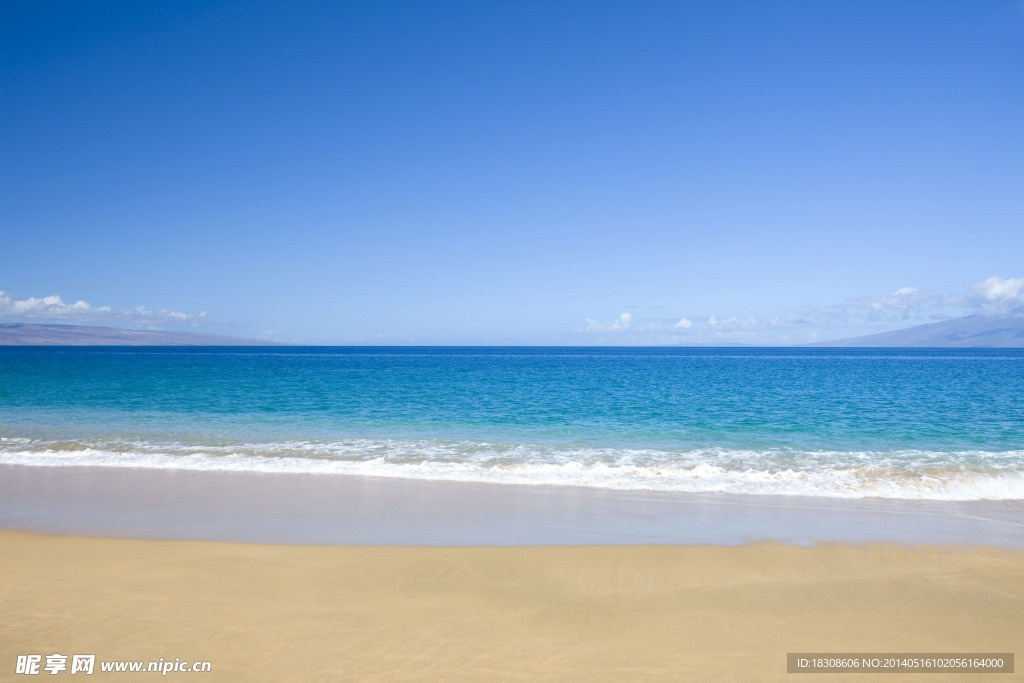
[2,436,1023,501]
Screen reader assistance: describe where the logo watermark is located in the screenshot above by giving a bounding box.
[15,655,211,676]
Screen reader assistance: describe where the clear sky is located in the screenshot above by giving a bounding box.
[2,0,1022,344]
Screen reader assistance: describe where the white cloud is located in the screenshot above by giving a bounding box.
[706,315,764,331]
[584,312,778,342]
[965,276,1024,312]
[575,275,1024,345]
[0,292,108,318]
[814,286,949,323]
[583,312,632,332]
[868,286,942,316]
[0,291,209,328]
[807,276,1024,324]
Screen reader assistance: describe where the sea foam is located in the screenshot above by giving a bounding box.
[2,436,1023,501]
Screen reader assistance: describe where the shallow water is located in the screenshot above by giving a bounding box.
[1,346,1022,500]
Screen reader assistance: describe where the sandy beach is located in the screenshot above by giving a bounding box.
[2,467,1022,680]
[1,531,1021,680]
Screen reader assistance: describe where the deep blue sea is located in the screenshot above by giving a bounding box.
[1,347,1022,500]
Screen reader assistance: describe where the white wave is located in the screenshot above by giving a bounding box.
[2,437,1023,501]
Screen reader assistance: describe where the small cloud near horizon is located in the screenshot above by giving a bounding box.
[0,290,210,329]
[578,275,1024,345]
[583,312,632,332]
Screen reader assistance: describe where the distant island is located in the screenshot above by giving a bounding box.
[0,323,284,346]
[3,311,1024,347]
[808,308,1024,348]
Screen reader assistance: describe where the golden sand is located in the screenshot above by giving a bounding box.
[2,531,1021,681]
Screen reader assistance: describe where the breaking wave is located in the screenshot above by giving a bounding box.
[2,436,1023,501]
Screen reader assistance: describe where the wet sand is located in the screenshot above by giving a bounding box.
[1,464,1022,547]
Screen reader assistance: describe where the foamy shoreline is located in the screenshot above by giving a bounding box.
[2,463,1022,548]
[5,435,1023,501]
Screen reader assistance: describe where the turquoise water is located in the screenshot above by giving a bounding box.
[1,347,1022,500]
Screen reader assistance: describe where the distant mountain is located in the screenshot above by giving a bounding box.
[810,308,1024,348]
[0,323,285,346]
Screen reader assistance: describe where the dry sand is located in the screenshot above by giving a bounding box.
[2,531,1022,681]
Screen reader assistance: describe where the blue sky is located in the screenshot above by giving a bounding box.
[2,0,1022,344]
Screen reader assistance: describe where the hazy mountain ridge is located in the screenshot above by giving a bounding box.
[0,324,284,346]
[5,313,1024,348]
[810,308,1024,348]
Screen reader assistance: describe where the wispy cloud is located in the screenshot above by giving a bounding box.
[583,312,632,332]
[801,275,1024,325]
[707,315,767,331]
[581,311,773,343]
[0,291,209,328]
[577,275,1024,345]
[805,286,949,324]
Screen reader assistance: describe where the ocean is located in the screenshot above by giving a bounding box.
[1,346,1022,501]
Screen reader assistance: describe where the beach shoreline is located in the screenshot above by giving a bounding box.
[1,463,1022,547]
[3,464,1022,679]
